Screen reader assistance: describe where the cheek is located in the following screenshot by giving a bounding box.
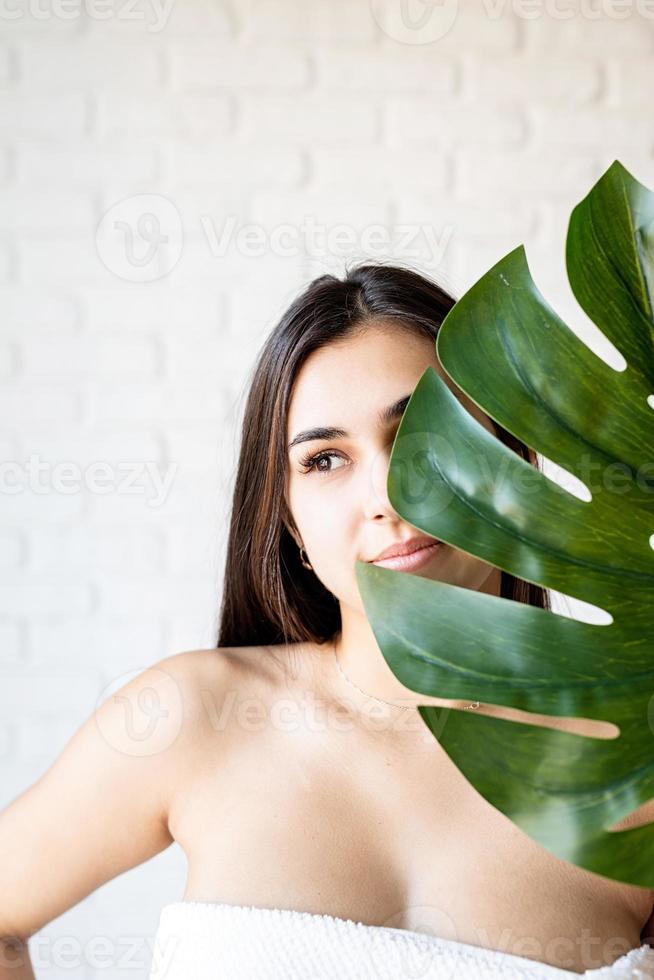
[288,482,357,571]
[288,480,340,543]
[288,479,320,527]
[301,495,348,549]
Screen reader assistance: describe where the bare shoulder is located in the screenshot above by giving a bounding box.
[152,647,246,737]
[161,644,303,840]
[0,646,261,943]
[158,645,243,696]
[156,643,302,753]
[161,643,294,703]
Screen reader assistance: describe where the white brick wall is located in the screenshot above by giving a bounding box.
[1,2,653,975]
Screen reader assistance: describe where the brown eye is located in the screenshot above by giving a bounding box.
[300,451,347,475]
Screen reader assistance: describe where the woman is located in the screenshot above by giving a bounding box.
[1,263,653,980]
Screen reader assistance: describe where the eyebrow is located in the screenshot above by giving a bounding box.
[287,394,411,452]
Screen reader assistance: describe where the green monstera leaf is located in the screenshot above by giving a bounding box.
[355,159,654,887]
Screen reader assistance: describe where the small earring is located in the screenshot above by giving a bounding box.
[299,546,313,570]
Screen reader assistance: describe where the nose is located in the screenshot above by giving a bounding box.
[362,443,398,522]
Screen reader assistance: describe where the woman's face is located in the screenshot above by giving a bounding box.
[285,319,501,617]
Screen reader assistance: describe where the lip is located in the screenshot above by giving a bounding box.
[368,534,442,565]
[370,542,443,571]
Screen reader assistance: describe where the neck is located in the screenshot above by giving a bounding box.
[330,566,503,716]
[332,618,414,714]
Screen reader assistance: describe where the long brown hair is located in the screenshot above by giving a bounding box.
[217,261,551,651]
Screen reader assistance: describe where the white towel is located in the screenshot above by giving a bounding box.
[147,901,654,979]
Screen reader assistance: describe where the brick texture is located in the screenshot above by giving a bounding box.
[2,4,653,975]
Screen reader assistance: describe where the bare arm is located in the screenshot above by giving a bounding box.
[0,650,213,978]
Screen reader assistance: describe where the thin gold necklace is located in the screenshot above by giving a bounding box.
[331,638,480,712]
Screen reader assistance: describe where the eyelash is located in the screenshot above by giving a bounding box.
[298,450,347,475]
